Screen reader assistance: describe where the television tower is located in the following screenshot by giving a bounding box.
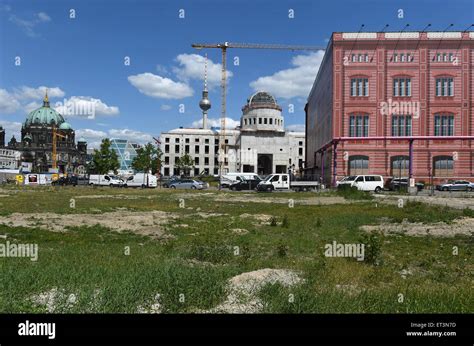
[199,54,211,129]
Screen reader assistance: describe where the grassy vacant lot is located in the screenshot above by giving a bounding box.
[0,186,472,313]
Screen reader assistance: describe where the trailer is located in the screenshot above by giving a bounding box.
[256,174,320,192]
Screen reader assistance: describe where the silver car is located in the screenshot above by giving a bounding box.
[169,179,207,190]
[439,180,474,192]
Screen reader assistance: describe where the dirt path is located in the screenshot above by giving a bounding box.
[0,210,177,238]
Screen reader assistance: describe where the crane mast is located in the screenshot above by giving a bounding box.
[52,126,67,172]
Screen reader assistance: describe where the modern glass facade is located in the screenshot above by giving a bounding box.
[110,139,139,171]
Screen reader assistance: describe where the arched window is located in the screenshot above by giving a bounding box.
[391,156,409,177]
[349,155,369,175]
[433,156,454,177]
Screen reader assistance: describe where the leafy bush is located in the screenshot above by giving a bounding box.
[359,231,383,265]
[270,216,278,227]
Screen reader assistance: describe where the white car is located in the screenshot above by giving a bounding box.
[337,175,384,193]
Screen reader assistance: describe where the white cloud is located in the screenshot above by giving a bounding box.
[13,86,65,101]
[23,101,42,114]
[54,96,119,117]
[0,89,21,113]
[109,129,154,143]
[0,120,22,141]
[160,104,172,111]
[249,51,325,99]
[9,11,51,37]
[1,86,119,119]
[128,72,193,99]
[190,117,239,129]
[75,128,107,140]
[173,54,232,89]
[76,127,156,149]
[286,124,305,132]
[37,12,51,22]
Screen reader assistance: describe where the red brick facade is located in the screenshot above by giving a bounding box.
[305,31,474,185]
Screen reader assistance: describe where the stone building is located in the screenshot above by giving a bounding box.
[0,92,88,173]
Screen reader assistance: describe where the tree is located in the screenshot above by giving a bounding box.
[90,138,120,174]
[175,153,194,177]
[131,142,162,174]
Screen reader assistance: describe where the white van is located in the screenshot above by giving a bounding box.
[123,173,157,188]
[337,175,384,193]
[89,174,123,187]
[220,172,260,188]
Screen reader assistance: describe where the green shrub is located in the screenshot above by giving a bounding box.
[270,216,278,227]
[359,231,383,265]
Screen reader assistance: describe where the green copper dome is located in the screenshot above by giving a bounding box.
[59,122,72,130]
[23,92,66,128]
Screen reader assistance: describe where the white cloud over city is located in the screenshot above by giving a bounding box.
[55,96,120,117]
[173,54,232,89]
[249,51,325,99]
[0,86,119,118]
[128,73,194,99]
[75,128,155,149]
[190,117,240,129]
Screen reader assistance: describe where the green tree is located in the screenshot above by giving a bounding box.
[131,142,162,174]
[90,138,120,174]
[175,153,194,176]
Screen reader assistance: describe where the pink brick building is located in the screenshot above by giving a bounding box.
[305,31,474,186]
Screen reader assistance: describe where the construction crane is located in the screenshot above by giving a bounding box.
[191,42,325,182]
[52,126,67,172]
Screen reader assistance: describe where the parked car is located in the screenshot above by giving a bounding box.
[89,174,123,187]
[161,176,181,188]
[337,175,384,193]
[437,180,474,191]
[169,179,208,190]
[386,178,424,192]
[52,175,79,186]
[220,173,260,188]
[229,177,262,191]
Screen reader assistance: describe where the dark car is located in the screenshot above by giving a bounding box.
[52,176,79,186]
[229,178,261,191]
[386,177,424,192]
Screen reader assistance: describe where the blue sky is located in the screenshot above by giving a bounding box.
[1,0,473,147]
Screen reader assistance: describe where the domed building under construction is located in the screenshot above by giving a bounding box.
[0,92,88,173]
[160,90,305,177]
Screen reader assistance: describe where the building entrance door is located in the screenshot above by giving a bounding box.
[257,154,273,176]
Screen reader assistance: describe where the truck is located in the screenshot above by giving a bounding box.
[256,174,320,192]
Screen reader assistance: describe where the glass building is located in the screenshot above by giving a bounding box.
[110,139,139,172]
